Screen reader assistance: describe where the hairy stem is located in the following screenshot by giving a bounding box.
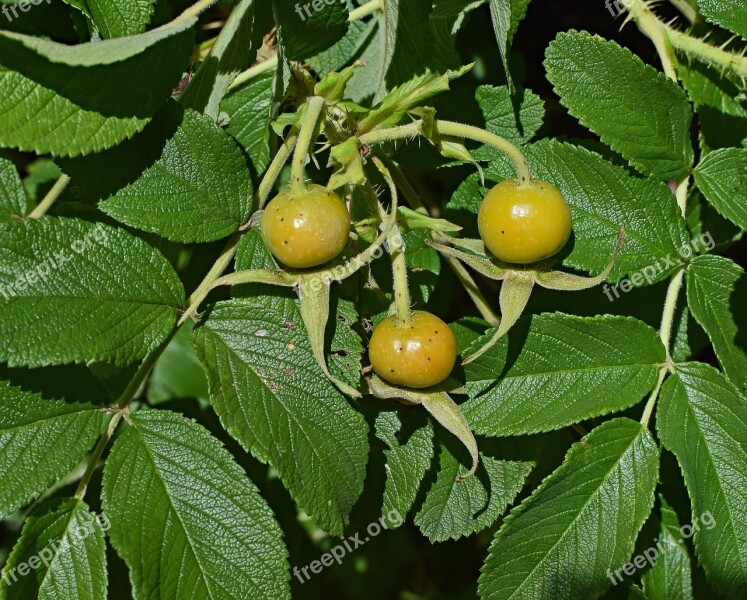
[626,0,747,78]
[640,266,684,425]
[27,174,70,219]
[291,97,326,193]
[389,225,412,326]
[360,120,532,183]
[176,0,217,23]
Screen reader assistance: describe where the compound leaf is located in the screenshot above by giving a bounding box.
[102,408,290,600]
[694,147,747,230]
[478,418,659,599]
[545,31,694,179]
[463,314,665,436]
[657,362,747,597]
[0,218,185,367]
[0,498,107,599]
[415,442,531,542]
[193,296,369,536]
[687,255,747,390]
[0,12,196,157]
[0,381,102,518]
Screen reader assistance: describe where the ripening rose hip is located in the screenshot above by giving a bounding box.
[369,311,457,389]
[262,184,350,269]
[477,178,572,264]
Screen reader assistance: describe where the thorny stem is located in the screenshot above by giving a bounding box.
[291,97,326,193]
[360,120,533,184]
[625,0,747,78]
[27,174,70,219]
[228,0,384,89]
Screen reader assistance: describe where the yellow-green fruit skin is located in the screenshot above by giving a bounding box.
[369,311,457,389]
[477,178,572,264]
[262,184,350,269]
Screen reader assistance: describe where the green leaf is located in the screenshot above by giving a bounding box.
[221,70,274,176]
[179,0,255,120]
[0,381,101,518]
[657,362,747,597]
[0,498,107,599]
[478,419,659,599]
[641,497,694,600]
[694,148,747,230]
[0,13,196,157]
[80,107,254,243]
[0,156,27,221]
[0,218,185,367]
[679,62,747,152]
[545,31,694,179]
[102,408,289,600]
[488,0,512,87]
[415,443,530,542]
[697,0,747,39]
[470,85,544,151]
[463,314,665,436]
[378,0,446,97]
[64,0,157,38]
[375,410,434,525]
[273,0,349,61]
[687,255,747,389]
[193,297,369,535]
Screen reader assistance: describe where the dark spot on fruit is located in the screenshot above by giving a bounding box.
[284,241,288,245]
[390,368,395,373]
[428,338,432,342]
[427,357,431,361]
[501,230,505,234]
[280,218,284,222]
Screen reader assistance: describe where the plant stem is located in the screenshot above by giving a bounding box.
[27,174,70,219]
[640,266,684,426]
[178,232,243,326]
[389,225,412,326]
[255,128,300,210]
[626,0,747,78]
[360,120,532,183]
[176,0,217,23]
[74,411,122,500]
[383,156,501,327]
[435,120,532,183]
[348,0,383,22]
[230,56,277,89]
[291,97,326,193]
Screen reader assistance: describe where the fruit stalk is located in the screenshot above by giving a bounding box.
[291,96,326,193]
